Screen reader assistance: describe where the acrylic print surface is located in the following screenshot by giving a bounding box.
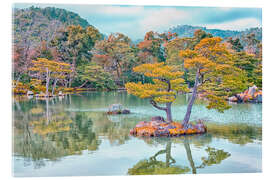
[12,3,262,177]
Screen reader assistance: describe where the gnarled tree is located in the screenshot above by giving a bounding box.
[179,37,248,127]
[125,62,188,122]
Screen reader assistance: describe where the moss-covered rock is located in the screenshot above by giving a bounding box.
[130,118,207,137]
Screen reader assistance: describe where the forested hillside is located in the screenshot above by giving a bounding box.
[12,6,262,96]
[167,25,262,40]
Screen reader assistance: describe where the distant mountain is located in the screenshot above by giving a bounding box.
[167,25,262,41]
[13,6,91,46]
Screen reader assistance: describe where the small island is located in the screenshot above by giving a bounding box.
[107,104,131,115]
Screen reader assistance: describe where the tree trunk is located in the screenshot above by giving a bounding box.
[150,99,172,122]
[115,63,121,83]
[51,79,58,96]
[69,55,76,88]
[182,69,200,127]
[184,138,197,174]
[46,98,49,125]
[45,68,51,97]
[165,141,172,167]
[166,102,173,123]
[69,75,73,88]
[78,80,89,88]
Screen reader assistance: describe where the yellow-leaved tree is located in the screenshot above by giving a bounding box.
[125,62,188,122]
[179,37,248,127]
[29,58,72,96]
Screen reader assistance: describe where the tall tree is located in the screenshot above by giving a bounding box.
[77,63,116,90]
[92,33,135,85]
[179,37,248,127]
[50,25,102,87]
[125,63,188,122]
[165,30,213,87]
[233,52,261,88]
[29,58,71,96]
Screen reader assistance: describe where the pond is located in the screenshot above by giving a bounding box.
[12,91,262,177]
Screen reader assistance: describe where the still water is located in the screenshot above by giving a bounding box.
[12,91,262,177]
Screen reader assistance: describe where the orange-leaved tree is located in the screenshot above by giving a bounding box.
[179,37,248,127]
[125,62,188,122]
[29,58,72,96]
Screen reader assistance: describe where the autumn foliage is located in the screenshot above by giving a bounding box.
[180,37,248,114]
[125,62,188,122]
[29,58,72,95]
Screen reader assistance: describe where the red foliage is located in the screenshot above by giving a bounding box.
[138,40,153,49]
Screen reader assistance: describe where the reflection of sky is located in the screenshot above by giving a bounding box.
[13,4,262,39]
[13,137,261,176]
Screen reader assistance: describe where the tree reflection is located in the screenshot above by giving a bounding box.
[206,122,262,145]
[92,113,140,146]
[197,147,231,169]
[183,137,231,174]
[13,98,101,168]
[183,138,197,174]
[128,140,190,175]
[128,137,231,175]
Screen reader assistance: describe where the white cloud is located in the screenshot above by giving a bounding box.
[205,18,262,31]
[138,8,189,33]
[97,6,144,15]
[84,5,145,16]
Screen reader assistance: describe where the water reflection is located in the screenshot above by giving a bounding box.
[128,137,231,175]
[128,140,190,175]
[12,92,262,175]
[13,97,101,169]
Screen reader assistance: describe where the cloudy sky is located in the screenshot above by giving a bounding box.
[14,4,262,40]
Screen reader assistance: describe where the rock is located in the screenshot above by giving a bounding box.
[107,104,131,115]
[233,86,262,103]
[135,121,148,128]
[237,93,245,102]
[164,125,176,130]
[255,94,262,103]
[122,109,130,114]
[243,94,252,102]
[136,127,156,137]
[109,104,123,112]
[194,123,207,133]
[154,129,170,136]
[151,116,165,122]
[183,123,193,130]
[228,96,238,102]
[149,121,159,128]
[247,85,257,97]
[131,119,207,137]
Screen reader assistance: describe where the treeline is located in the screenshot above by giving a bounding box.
[12,7,262,95]
[168,25,262,46]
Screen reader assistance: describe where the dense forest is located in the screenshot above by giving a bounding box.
[168,25,262,40]
[12,6,262,96]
